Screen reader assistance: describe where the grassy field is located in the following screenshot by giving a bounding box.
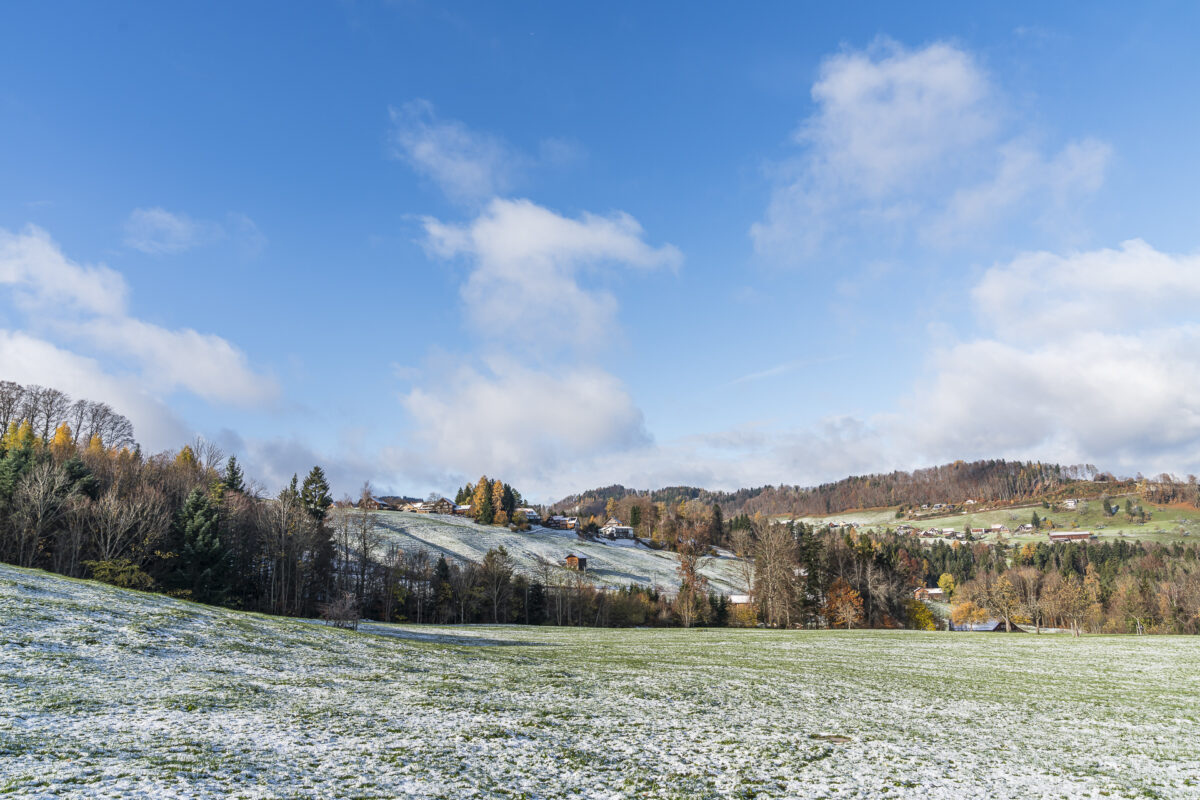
[4,564,1200,798]
[793,497,1200,546]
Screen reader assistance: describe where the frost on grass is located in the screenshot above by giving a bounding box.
[3,563,1200,799]
[370,511,749,592]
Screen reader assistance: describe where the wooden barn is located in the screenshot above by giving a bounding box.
[564,554,587,571]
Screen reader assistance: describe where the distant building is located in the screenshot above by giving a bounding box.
[727,594,753,606]
[564,554,587,571]
[951,619,1026,633]
[515,507,542,525]
[1063,499,1079,510]
[453,504,471,516]
[1048,531,1095,542]
[914,587,946,602]
[600,518,635,539]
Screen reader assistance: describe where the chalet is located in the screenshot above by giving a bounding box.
[600,519,636,539]
[545,515,580,530]
[413,498,456,515]
[1048,531,1095,542]
[564,553,587,571]
[1017,524,1034,532]
[453,504,471,516]
[1063,499,1079,510]
[361,497,394,511]
[991,524,1010,533]
[516,507,542,525]
[914,587,946,602]
[727,594,753,606]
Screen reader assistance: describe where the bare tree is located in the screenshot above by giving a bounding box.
[754,522,797,627]
[36,388,71,442]
[319,592,360,629]
[67,399,90,443]
[18,385,45,434]
[353,483,382,600]
[9,461,71,566]
[0,380,24,432]
[479,546,515,623]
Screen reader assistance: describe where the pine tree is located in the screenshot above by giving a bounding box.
[301,466,332,522]
[501,483,516,516]
[224,455,245,493]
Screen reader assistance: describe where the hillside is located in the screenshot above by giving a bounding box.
[5,563,1200,798]
[796,495,1200,546]
[552,460,1116,518]
[370,510,749,593]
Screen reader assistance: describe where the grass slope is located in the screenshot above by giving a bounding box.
[4,564,1200,798]
[371,510,749,593]
[794,498,1200,546]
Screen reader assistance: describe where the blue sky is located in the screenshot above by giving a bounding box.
[3,2,1200,500]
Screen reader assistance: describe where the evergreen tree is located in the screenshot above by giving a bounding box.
[224,455,245,493]
[708,503,724,545]
[502,483,516,516]
[301,466,333,522]
[1031,511,1041,530]
[476,494,495,526]
[175,488,228,604]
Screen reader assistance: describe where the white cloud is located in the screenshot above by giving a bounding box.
[400,361,649,489]
[0,224,277,414]
[0,225,127,315]
[68,317,278,407]
[422,198,681,351]
[0,330,189,451]
[124,207,264,256]
[390,100,518,204]
[125,207,216,254]
[751,39,1110,259]
[900,241,1200,476]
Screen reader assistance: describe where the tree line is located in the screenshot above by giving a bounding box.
[553,460,1126,519]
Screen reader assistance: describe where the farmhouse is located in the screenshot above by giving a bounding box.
[600,518,636,540]
[1063,499,1079,510]
[516,507,542,525]
[413,498,456,515]
[727,594,753,606]
[914,587,946,602]
[564,554,587,571]
[1048,531,1095,542]
[453,504,471,516]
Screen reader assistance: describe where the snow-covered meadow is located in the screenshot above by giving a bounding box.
[370,511,749,593]
[3,562,1199,799]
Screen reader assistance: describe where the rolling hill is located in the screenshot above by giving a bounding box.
[369,510,749,593]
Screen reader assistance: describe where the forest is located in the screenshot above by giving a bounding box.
[553,460,1137,518]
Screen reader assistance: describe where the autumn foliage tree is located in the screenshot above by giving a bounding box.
[826,578,864,629]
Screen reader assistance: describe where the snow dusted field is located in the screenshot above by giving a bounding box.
[4,564,1200,799]
[371,511,749,593]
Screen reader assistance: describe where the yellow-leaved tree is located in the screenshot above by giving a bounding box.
[49,422,75,460]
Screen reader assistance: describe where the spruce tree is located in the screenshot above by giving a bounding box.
[224,455,245,493]
[301,466,333,522]
[176,488,228,604]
